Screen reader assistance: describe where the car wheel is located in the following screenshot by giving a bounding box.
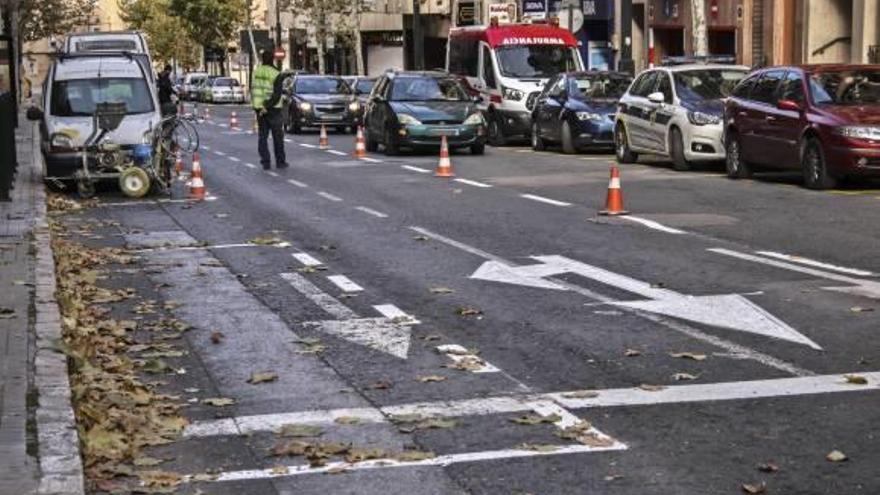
[470,142,485,155]
[531,122,546,151]
[365,128,378,152]
[615,123,638,163]
[488,114,507,146]
[802,137,836,190]
[561,121,577,155]
[670,127,691,171]
[725,132,752,179]
[384,128,400,156]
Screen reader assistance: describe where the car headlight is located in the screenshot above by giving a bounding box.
[397,113,422,126]
[834,126,880,141]
[348,101,360,112]
[687,111,721,126]
[463,112,485,125]
[299,102,312,111]
[502,86,524,101]
[576,112,603,121]
[50,133,74,150]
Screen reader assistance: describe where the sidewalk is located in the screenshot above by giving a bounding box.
[0,115,84,494]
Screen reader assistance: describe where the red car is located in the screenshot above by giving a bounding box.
[724,64,880,189]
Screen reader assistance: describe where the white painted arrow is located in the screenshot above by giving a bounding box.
[470,255,822,350]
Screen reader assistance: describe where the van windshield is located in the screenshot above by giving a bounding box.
[51,78,154,117]
[496,45,579,79]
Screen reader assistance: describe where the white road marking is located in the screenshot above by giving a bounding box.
[244,163,257,169]
[284,138,292,143]
[360,157,382,163]
[412,226,812,376]
[327,274,364,293]
[267,171,279,177]
[710,248,880,300]
[131,242,289,253]
[402,165,431,174]
[287,179,308,188]
[184,408,384,437]
[621,216,687,235]
[304,317,413,359]
[520,194,572,207]
[317,191,343,202]
[454,178,493,188]
[470,255,822,350]
[214,150,227,156]
[435,344,500,373]
[373,304,420,324]
[201,145,211,150]
[280,272,358,320]
[755,251,875,277]
[300,143,316,149]
[326,150,347,156]
[354,206,389,218]
[96,196,219,207]
[291,252,323,267]
[228,156,240,162]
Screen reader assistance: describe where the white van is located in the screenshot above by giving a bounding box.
[447,21,584,145]
[29,53,161,178]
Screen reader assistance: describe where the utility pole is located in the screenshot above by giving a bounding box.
[412,0,424,70]
[618,0,634,74]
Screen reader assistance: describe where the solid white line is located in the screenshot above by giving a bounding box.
[373,304,419,324]
[228,156,240,162]
[287,179,308,188]
[244,163,257,169]
[326,150,347,156]
[402,165,431,174]
[327,275,364,293]
[622,216,687,235]
[131,243,287,253]
[300,143,316,149]
[267,171,279,177]
[355,206,389,218]
[280,272,358,320]
[317,191,343,202]
[96,196,219,207]
[454,178,493,188]
[755,251,875,277]
[408,226,507,263]
[292,252,323,267]
[520,194,572,207]
[709,248,864,285]
[214,150,226,156]
[360,157,382,163]
[184,407,384,438]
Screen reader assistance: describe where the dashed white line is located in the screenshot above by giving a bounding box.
[244,163,257,169]
[228,156,240,162]
[326,150,347,156]
[287,178,308,188]
[360,157,383,163]
[621,216,687,235]
[201,145,211,150]
[214,150,227,156]
[300,143,317,149]
[401,165,431,174]
[284,138,292,143]
[454,178,493,188]
[266,171,279,177]
[291,252,323,267]
[317,191,343,202]
[327,275,364,293]
[520,194,572,207]
[755,251,875,277]
[373,304,419,324]
[354,206,389,218]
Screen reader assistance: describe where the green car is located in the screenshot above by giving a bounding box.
[363,71,487,155]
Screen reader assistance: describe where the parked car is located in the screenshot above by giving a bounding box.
[27,52,161,178]
[725,64,880,189]
[195,76,217,103]
[202,77,246,104]
[284,75,360,134]
[344,76,377,125]
[530,71,632,153]
[183,73,208,101]
[615,63,749,170]
[363,70,486,155]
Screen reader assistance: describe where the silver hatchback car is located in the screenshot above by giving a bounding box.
[614,63,749,170]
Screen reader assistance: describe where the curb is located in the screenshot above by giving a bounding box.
[29,125,85,494]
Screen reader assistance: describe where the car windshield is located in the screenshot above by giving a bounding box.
[390,77,469,102]
[190,77,205,85]
[810,70,880,105]
[673,69,747,101]
[214,79,239,87]
[51,77,154,117]
[356,79,375,94]
[295,78,350,94]
[496,45,579,79]
[571,75,631,100]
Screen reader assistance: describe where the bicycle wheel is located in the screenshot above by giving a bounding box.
[172,119,200,153]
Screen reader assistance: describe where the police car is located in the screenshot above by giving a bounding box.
[614,63,749,170]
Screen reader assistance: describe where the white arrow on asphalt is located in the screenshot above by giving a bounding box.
[303,317,411,359]
[470,255,822,350]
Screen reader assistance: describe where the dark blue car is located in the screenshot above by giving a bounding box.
[530,71,632,154]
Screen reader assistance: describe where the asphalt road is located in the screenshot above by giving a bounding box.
[70,103,880,494]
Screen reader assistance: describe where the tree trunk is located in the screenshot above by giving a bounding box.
[691,0,708,57]
[353,0,365,75]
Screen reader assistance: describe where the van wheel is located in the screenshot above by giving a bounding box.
[725,132,752,179]
[531,123,545,151]
[802,137,836,190]
[488,114,507,146]
[670,127,691,171]
[561,121,577,154]
[615,123,638,163]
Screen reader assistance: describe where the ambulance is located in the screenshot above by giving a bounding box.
[446,19,584,145]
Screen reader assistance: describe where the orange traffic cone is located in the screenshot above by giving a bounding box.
[189,152,206,201]
[319,125,329,149]
[354,126,367,158]
[229,111,239,130]
[174,148,184,178]
[434,135,455,177]
[599,165,628,216]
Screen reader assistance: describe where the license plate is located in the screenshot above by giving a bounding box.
[320,114,343,120]
[428,128,459,137]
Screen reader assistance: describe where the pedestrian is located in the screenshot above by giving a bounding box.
[157,64,177,116]
[252,51,288,170]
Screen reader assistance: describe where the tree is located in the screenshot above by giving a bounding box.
[282,0,367,74]
[13,0,97,41]
[691,0,708,57]
[168,0,247,49]
[118,0,200,69]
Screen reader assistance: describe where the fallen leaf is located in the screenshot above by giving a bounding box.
[849,306,874,313]
[248,372,279,384]
[0,307,17,319]
[672,372,698,381]
[639,384,666,392]
[210,331,224,344]
[394,450,436,462]
[826,450,848,462]
[417,375,448,383]
[248,236,286,246]
[133,456,166,467]
[334,416,361,425]
[509,414,561,425]
[516,443,559,452]
[326,466,348,475]
[456,307,483,316]
[138,470,183,489]
[270,465,289,475]
[604,474,624,482]
[561,390,599,399]
[844,374,868,385]
[345,447,386,463]
[368,380,393,390]
[757,462,779,473]
[742,482,767,494]
[271,440,310,456]
[669,352,707,361]
[278,424,324,438]
[412,235,430,241]
[140,358,173,374]
[420,334,443,341]
[202,397,236,407]
[429,286,455,294]
[624,349,641,357]
[190,472,219,482]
